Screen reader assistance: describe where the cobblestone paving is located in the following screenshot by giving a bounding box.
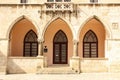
[0,73,120,80]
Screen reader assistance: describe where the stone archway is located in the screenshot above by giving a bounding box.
[44,18,73,65]
[79,18,105,58]
[9,18,37,56]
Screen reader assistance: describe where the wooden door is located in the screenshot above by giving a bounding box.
[53,43,67,64]
[53,30,68,64]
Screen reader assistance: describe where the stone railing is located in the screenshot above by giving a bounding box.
[45,2,73,12]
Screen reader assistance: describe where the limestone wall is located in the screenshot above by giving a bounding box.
[0,4,117,39]
[0,40,8,74]
[7,57,45,74]
[0,0,120,4]
[81,58,108,72]
[0,2,120,74]
[107,40,120,72]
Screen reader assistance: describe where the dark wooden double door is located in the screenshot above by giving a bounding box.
[53,42,67,64]
[53,30,68,64]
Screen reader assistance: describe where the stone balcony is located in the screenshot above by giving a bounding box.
[45,2,73,12]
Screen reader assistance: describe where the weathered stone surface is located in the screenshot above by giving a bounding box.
[81,58,108,72]
[7,57,45,74]
[1,0,120,75]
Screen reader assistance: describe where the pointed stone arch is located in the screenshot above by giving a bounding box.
[79,16,106,58]
[9,16,39,56]
[78,15,112,41]
[42,17,74,40]
[7,15,40,39]
[44,17,73,65]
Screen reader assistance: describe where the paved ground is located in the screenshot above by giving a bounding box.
[0,73,120,80]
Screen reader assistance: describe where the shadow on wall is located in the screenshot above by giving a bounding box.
[0,44,25,74]
[0,50,6,66]
[7,58,26,74]
[0,49,7,74]
[7,57,38,74]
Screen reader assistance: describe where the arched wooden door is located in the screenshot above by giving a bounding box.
[83,30,98,58]
[24,30,38,57]
[53,30,68,64]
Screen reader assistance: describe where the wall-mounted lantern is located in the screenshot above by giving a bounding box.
[44,46,48,53]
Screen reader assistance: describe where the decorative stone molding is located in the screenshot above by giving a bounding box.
[45,2,73,12]
[112,22,119,29]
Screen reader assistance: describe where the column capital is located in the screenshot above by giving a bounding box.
[37,39,44,43]
[73,40,79,45]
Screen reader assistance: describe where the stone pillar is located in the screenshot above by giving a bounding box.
[37,39,47,72]
[70,40,80,73]
[73,40,79,57]
[37,40,44,57]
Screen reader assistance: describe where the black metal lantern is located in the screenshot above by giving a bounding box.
[44,46,48,53]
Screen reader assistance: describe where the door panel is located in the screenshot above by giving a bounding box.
[54,44,60,63]
[61,44,67,63]
[53,43,67,64]
[53,30,68,64]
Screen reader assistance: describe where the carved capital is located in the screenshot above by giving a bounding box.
[38,39,44,44]
[73,40,79,45]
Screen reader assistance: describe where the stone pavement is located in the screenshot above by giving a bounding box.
[0,73,120,80]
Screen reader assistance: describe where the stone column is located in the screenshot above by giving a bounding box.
[37,40,44,57]
[37,39,47,70]
[70,40,80,73]
[73,40,79,57]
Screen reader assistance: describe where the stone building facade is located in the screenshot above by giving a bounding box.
[0,0,120,74]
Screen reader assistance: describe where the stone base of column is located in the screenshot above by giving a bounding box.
[37,56,47,69]
[0,66,6,74]
[70,56,80,73]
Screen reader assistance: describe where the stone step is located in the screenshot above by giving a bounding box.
[37,65,76,74]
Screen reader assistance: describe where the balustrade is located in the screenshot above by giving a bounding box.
[45,2,73,11]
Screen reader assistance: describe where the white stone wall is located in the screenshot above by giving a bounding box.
[0,40,8,74]
[7,57,45,74]
[1,0,120,4]
[0,3,120,73]
[81,58,108,72]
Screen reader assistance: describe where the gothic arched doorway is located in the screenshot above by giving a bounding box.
[53,30,68,64]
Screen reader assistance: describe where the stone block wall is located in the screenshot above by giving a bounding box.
[81,58,108,72]
[109,61,120,72]
[1,0,120,4]
[7,57,45,74]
